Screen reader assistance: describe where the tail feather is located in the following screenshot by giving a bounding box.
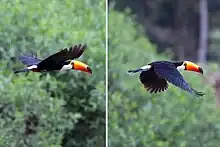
[128,68,142,74]
[14,68,29,74]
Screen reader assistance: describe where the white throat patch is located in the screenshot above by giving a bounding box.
[60,64,72,71]
[177,65,185,70]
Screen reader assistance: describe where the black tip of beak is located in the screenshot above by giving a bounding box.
[87,67,92,74]
[198,67,203,74]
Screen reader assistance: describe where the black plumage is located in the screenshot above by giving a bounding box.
[16,44,87,73]
[37,44,87,71]
[129,61,204,96]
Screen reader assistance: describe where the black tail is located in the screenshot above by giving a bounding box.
[128,68,143,74]
[14,68,29,74]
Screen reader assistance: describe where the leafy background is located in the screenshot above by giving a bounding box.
[0,0,105,147]
[108,4,220,147]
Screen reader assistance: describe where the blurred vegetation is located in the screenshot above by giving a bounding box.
[110,0,220,62]
[109,5,220,147]
[0,0,105,147]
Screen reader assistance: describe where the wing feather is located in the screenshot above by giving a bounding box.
[19,54,42,66]
[153,62,204,96]
[139,68,168,93]
[37,44,87,70]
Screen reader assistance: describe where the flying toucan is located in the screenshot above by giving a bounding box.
[128,61,205,96]
[14,44,92,74]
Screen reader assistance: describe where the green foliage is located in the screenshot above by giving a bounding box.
[0,0,105,146]
[109,7,220,147]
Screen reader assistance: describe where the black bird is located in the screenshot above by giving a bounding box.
[14,44,92,74]
[128,61,205,96]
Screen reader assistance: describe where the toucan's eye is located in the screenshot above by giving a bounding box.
[184,63,187,66]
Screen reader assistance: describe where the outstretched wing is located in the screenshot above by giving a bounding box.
[139,68,168,93]
[19,54,42,66]
[37,44,87,70]
[153,62,204,96]
[55,44,87,60]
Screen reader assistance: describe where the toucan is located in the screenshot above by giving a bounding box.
[128,61,205,96]
[14,44,92,74]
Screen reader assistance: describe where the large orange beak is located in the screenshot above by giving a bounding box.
[73,60,92,74]
[184,61,203,74]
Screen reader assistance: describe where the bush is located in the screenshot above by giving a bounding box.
[0,0,105,146]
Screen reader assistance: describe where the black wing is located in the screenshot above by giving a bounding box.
[37,44,87,70]
[153,62,204,96]
[19,54,42,66]
[139,68,168,93]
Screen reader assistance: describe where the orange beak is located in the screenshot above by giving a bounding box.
[184,61,203,74]
[72,60,92,74]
